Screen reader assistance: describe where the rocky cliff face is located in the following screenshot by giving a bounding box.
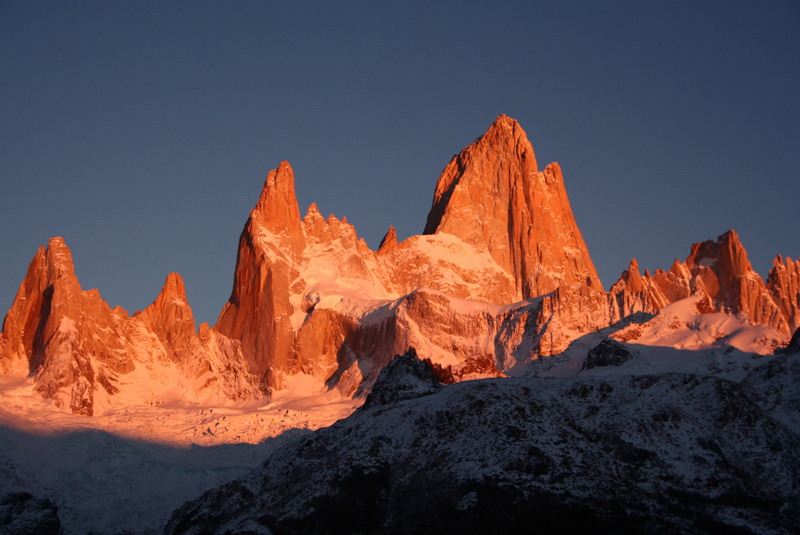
[609,230,798,336]
[0,239,258,415]
[213,161,309,390]
[768,254,800,335]
[423,114,603,299]
[208,116,611,393]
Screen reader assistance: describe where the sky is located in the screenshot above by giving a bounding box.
[1,1,798,327]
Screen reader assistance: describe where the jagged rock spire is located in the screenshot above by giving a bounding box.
[423,114,603,298]
[215,161,306,390]
[378,225,398,252]
[135,272,196,363]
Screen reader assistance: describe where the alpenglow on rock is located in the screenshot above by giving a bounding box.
[0,238,259,415]
[3,115,799,413]
[609,230,799,336]
[423,114,603,299]
[208,115,609,393]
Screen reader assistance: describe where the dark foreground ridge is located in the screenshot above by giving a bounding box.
[360,348,443,410]
[166,347,800,535]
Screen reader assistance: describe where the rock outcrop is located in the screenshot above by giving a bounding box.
[134,273,196,364]
[210,116,611,393]
[768,254,800,335]
[360,348,443,409]
[0,237,135,415]
[609,230,798,336]
[0,239,258,415]
[423,114,603,299]
[214,161,309,390]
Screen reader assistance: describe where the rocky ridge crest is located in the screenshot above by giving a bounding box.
[2,116,798,413]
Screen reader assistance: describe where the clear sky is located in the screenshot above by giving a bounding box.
[1,1,798,328]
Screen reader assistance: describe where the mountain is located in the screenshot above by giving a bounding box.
[1,115,798,416]
[212,114,606,394]
[423,114,603,298]
[609,230,799,336]
[0,238,258,416]
[2,115,800,534]
[166,348,800,535]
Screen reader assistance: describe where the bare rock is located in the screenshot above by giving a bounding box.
[768,254,800,335]
[361,348,442,409]
[583,339,637,370]
[423,114,603,300]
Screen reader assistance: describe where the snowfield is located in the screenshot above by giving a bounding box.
[0,369,360,534]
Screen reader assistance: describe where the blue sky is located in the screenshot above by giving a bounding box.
[1,1,798,327]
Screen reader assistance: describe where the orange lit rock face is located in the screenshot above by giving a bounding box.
[4,116,799,413]
[135,272,196,364]
[423,114,603,299]
[0,239,258,415]
[608,230,797,336]
[768,255,800,335]
[0,238,135,414]
[214,163,380,391]
[211,118,608,391]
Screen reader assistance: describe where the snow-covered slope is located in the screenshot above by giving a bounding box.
[166,349,800,535]
[520,293,789,382]
[0,366,360,534]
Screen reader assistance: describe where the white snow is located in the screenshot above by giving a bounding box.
[0,367,360,535]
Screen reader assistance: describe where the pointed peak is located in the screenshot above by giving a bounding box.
[424,114,601,298]
[250,161,304,242]
[303,202,325,226]
[773,254,784,268]
[48,236,67,248]
[424,115,538,237]
[490,113,521,130]
[137,272,194,330]
[612,257,644,293]
[306,202,321,216]
[255,161,295,211]
[480,114,529,147]
[378,225,398,252]
[719,229,739,242]
[687,229,752,276]
[161,272,186,299]
[45,236,75,280]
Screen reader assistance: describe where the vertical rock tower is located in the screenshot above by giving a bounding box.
[424,114,603,299]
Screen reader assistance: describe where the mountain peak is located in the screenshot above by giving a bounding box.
[611,258,644,294]
[422,116,601,299]
[252,161,304,237]
[488,113,523,133]
[687,229,753,278]
[161,272,187,299]
[44,236,76,281]
[378,225,398,252]
[305,202,322,219]
[137,272,196,364]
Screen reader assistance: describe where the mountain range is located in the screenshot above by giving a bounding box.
[1,115,799,534]
[2,114,797,416]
